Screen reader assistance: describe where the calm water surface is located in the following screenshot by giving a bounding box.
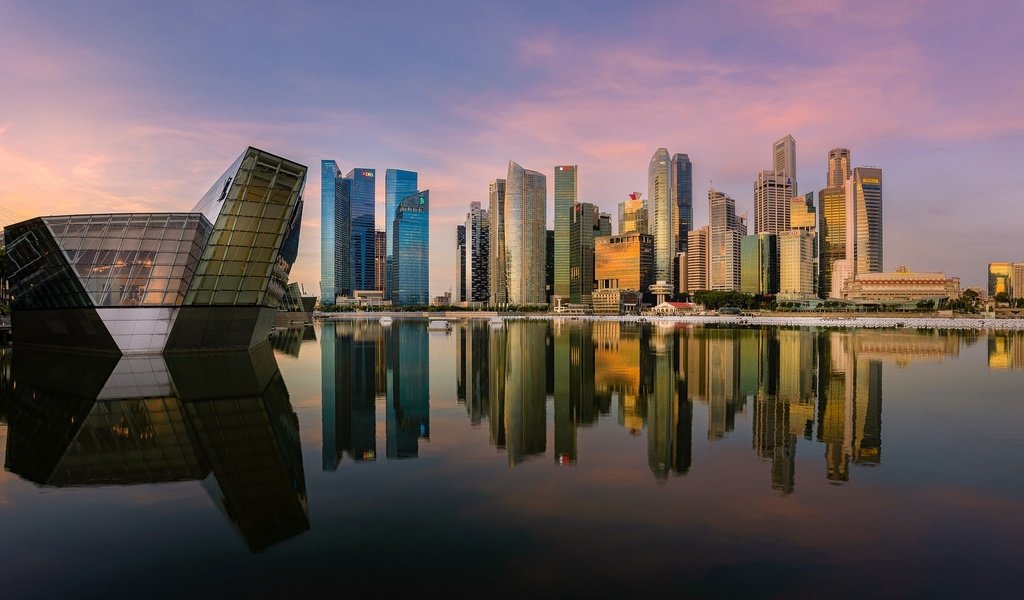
[1,319,1023,598]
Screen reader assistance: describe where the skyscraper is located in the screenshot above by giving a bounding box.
[598,213,612,238]
[505,162,547,305]
[779,230,816,299]
[374,230,386,292]
[393,191,429,306]
[320,160,349,303]
[709,189,745,291]
[464,201,490,303]
[456,225,466,303]
[988,262,1012,297]
[773,134,797,192]
[845,167,883,276]
[554,165,577,301]
[827,148,852,188]
[791,193,816,230]
[618,192,648,235]
[1013,263,1024,299]
[741,233,779,295]
[754,170,793,234]
[346,168,376,293]
[489,179,507,306]
[648,148,675,286]
[687,226,710,292]
[671,153,693,252]
[385,169,418,299]
[595,233,654,294]
[570,202,601,305]
[818,186,847,298]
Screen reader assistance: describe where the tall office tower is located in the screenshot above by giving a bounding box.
[676,252,688,294]
[779,230,816,299]
[598,213,612,237]
[741,233,779,295]
[671,153,693,252]
[773,134,797,192]
[374,230,386,292]
[791,193,816,230]
[687,226,710,291]
[320,160,350,303]
[709,189,745,291]
[649,148,675,286]
[827,148,852,188]
[754,170,793,234]
[393,191,429,306]
[488,179,507,306]
[385,169,418,299]
[988,262,1012,297]
[618,192,648,235]
[570,202,601,305]
[595,233,654,292]
[464,201,490,303]
[346,168,376,293]
[505,161,547,305]
[1013,263,1024,299]
[553,165,577,300]
[455,225,466,303]
[818,186,847,297]
[845,167,883,276]
[545,230,554,304]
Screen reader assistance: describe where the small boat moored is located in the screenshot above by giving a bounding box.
[379,316,393,326]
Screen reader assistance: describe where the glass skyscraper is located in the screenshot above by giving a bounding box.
[393,191,429,306]
[554,165,577,300]
[648,148,674,287]
[321,160,349,303]
[505,161,547,305]
[385,169,418,299]
[347,168,376,293]
[671,154,693,253]
[845,167,883,276]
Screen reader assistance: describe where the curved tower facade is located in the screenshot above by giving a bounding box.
[504,161,547,305]
[648,148,674,286]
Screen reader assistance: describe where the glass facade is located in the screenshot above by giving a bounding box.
[488,179,507,306]
[818,186,846,298]
[671,154,693,252]
[320,160,348,302]
[740,233,779,295]
[347,168,376,293]
[3,217,94,310]
[554,165,577,299]
[847,167,883,276]
[186,149,305,308]
[648,149,674,286]
[505,162,547,305]
[570,202,600,305]
[393,191,429,306]
[595,233,654,293]
[385,169,418,299]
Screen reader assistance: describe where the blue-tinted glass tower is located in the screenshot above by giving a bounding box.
[321,161,350,303]
[385,169,418,300]
[393,191,429,306]
[672,153,693,252]
[346,168,376,293]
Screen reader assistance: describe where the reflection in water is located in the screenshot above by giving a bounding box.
[270,325,317,358]
[451,321,982,492]
[321,320,429,468]
[3,344,308,552]
[988,330,1024,370]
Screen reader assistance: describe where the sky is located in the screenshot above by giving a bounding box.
[1,0,1022,293]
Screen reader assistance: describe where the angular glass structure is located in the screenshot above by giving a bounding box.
[3,147,307,354]
[347,168,376,293]
[393,191,429,306]
[385,169,418,299]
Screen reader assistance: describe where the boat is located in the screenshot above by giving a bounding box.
[379,316,393,326]
[427,319,452,332]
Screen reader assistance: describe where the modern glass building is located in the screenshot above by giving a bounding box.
[393,191,429,306]
[741,233,779,295]
[709,189,745,291]
[618,193,647,235]
[488,179,507,306]
[3,147,306,353]
[595,233,654,294]
[845,167,883,276]
[671,153,693,252]
[464,201,489,303]
[374,230,386,292]
[505,161,547,305]
[385,169,418,299]
[553,165,577,301]
[347,168,376,293]
[456,225,467,303]
[988,262,1012,297]
[818,186,847,298]
[827,147,852,188]
[648,149,674,287]
[320,160,350,302]
[570,202,601,305]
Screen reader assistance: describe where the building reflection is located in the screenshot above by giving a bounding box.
[3,343,308,552]
[988,331,1024,370]
[321,320,429,467]
[447,320,970,491]
[270,324,317,358]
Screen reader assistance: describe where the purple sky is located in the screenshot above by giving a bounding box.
[1,0,1022,293]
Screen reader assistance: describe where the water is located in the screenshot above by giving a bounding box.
[1,319,1022,598]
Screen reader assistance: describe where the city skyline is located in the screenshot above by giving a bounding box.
[2,2,1023,296]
